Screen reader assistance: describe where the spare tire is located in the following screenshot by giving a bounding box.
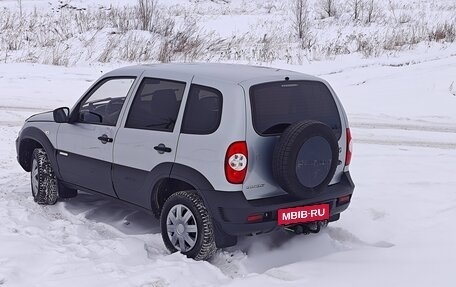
[272,120,339,198]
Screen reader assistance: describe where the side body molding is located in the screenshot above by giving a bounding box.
[113,162,174,209]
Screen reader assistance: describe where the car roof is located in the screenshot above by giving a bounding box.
[111,63,321,84]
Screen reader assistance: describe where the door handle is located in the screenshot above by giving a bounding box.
[97,134,113,144]
[154,143,172,154]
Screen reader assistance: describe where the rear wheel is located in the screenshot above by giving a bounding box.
[160,191,216,260]
[31,148,59,205]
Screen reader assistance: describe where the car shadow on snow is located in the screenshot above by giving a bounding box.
[61,191,160,235]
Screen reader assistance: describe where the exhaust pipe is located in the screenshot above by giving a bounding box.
[284,221,328,235]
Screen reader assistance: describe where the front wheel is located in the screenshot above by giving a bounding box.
[31,148,59,205]
[160,191,216,260]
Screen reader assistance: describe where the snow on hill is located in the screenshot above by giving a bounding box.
[0,0,455,65]
[1,0,456,287]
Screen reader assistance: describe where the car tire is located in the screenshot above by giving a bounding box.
[160,191,217,261]
[31,148,59,205]
[272,120,339,198]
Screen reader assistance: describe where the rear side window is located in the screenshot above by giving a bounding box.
[125,78,186,132]
[181,85,223,135]
[250,81,341,138]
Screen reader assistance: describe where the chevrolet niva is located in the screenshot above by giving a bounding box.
[16,63,354,260]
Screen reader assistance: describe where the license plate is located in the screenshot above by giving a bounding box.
[278,203,330,225]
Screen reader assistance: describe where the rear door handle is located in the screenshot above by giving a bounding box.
[154,143,172,154]
[97,134,113,144]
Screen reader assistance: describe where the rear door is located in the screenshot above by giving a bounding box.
[56,77,136,196]
[112,71,192,207]
[241,79,346,200]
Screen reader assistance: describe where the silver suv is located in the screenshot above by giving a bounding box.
[16,64,354,260]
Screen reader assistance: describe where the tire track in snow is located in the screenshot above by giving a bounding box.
[351,121,456,133]
[0,105,49,112]
[0,106,49,127]
[327,227,394,248]
[0,176,228,286]
[0,175,168,276]
[317,53,456,76]
[351,120,456,149]
[355,138,456,149]
[0,121,23,127]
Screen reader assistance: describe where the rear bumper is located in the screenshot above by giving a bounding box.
[199,172,354,237]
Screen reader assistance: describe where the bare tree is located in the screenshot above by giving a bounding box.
[292,0,315,49]
[292,0,309,39]
[352,0,362,21]
[320,0,337,18]
[366,0,376,23]
[137,0,157,31]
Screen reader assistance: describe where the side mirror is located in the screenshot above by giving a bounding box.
[53,107,70,123]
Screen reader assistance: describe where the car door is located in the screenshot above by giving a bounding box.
[56,77,136,197]
[112,71,192,207]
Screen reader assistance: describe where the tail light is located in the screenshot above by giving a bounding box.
[247,213,264,223]
[345,128,352,166]
[225,141,248,184]
[337,195,351,206]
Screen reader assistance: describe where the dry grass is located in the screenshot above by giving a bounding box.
[0,0,455,66]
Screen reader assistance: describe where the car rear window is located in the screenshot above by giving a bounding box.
[250,80,341,138]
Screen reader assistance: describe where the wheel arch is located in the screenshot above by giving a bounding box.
[150,163,213,215]
[18,127,59,177]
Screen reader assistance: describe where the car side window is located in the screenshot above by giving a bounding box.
[181,85,223,135]
[125,78,186,132]
[77,78,135,126]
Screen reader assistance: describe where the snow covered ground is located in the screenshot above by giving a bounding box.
[1,50,455,286]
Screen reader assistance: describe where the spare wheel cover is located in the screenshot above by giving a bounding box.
[272,120,339,198]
